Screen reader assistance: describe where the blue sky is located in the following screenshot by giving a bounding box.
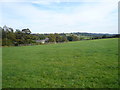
[0,0,119,34]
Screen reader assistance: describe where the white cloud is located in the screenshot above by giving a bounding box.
[0,0,118,34]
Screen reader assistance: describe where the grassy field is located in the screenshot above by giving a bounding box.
[2,38,119,88]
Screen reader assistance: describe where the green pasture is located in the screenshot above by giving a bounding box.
[2,38,119,88]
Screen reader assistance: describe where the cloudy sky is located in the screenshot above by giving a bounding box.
[0,0,119,34]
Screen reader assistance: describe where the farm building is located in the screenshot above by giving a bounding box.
[35,38,49,44]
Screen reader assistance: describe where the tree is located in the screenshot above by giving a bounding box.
[22,28,31,34]
[112,34,120,38]
[15,29,24,45]
[39,34,46,40]
[102,35,107,38]
[55,33,61,43]
[67,36,73,41]
[48,34,56,42]
[61,36,68,42]
[67,35,79,41]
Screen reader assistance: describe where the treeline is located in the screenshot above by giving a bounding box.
[0,25,79,46]
[2,27,35,46]
[0,25,119,46]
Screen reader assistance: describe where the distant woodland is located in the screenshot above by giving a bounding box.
[0,25,119,46]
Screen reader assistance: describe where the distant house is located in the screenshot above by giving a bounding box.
[35,38,49,44]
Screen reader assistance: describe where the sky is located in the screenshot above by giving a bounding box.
[0,0,119,34]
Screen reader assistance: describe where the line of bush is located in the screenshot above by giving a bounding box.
[0,25,119,46]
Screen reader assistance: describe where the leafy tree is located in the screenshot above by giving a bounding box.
[39,34,46,40]
[61,36,68,42]
[22,28,31,34]
[48,34,56,42]
[55,33,61,43]
[67,35,79,41]
[102,35,107,38]
[67,36,73,41]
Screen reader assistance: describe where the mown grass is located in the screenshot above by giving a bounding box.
[2,38,119,88]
